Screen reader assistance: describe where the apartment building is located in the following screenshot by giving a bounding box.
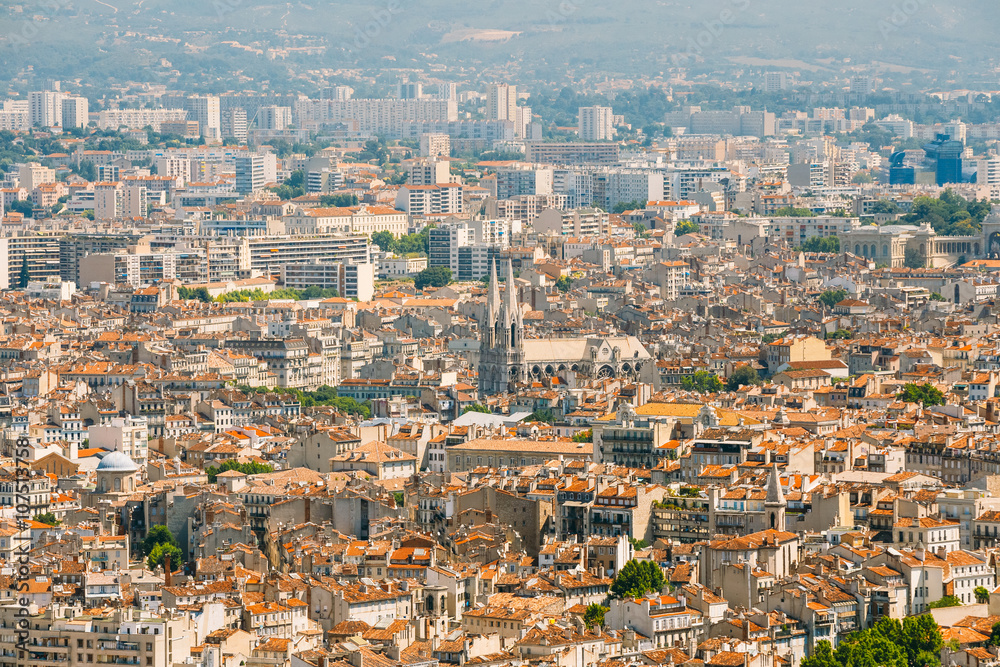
[395,183,463,215]
[578,106,615,141]
[280,261,375,301]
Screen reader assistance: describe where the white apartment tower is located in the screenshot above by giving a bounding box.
[186,95,222,140]
[29,90,63,128]
[221,108,249,143]
[764,72,791,92]
[408,158,451,186]
[578,106,615,141]
[61,96,89,129]
[258,105,292,131]
[486,83,518,122]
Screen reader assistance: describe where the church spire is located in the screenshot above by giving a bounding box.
[504,259,517,318]
[765,463,786,507]
[487,257,500,325]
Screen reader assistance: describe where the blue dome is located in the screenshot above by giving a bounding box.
[96,451,138,472]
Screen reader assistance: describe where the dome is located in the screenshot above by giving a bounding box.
[96,451,138,472]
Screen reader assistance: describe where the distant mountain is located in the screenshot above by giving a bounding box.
[0,0,992,89]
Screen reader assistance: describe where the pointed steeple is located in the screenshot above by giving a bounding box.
[504,259,518,319]
[487,257,500,323]
[765,463,786,507]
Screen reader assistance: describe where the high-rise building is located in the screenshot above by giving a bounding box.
[320,86,354,101]
[94,182,124,221]
[578,106,615,141]
[429,222,475,272]
[437,83,457,101]
[850,74,875,95]
[978,158,1000,199]
[186,95,222,140]
[408,158,451,186]
[258,105,292,131]
[486,83,517,122]
[764,72,791,92]
[398,81,423,100]
[221,108,248,144]
[234,155,266,195]
[923,134,964,186]
[29,90,63,128]
[419,133,451,158]
[60,96,89,129]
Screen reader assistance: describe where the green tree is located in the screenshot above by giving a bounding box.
[610,559,665,599]
[897,383,945,407]
[681,371,724,394]
[371,231,395,252]
[927,595,962,609]
[319,193,359,207]
[801,640,840,667]
[929,292,947,302]
[583,603,608,628]
[612,199,646,214]
[726,366,760,391]
[835,630,907,667]
[8,200,33,217]
[827,329,853,340]
[989,620,1000,646]
[526,408,555,424]
[572,429,593,443]
[393,491,405,507]
[147,542,183,572]
[269,170,305,200]
[177,286,213,303]
[33,512,60,526]
[462,404,492,415]
[901,615,943,667]
[871,200,901,215]
[904,247,925,269]
[675,219,700,235]
[414,266,452,290]
[140,525,178,557]
[555,275,572,293]
[774,206,815,217]
[799,236,841,253]
[976,586,991,603]
[205,459,275,483]
[76,160,98,181]
[818,289,848,308]
[17,254,29,288]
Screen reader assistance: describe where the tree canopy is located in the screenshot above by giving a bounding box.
[899,190,992,237]
[414,266,452,290]
[611,559,665,599]
[799,236,841,253]
[206,459,274,483]
[140,525,179,557]
[897,383,945,407]
[818,289,848,308]
[726,366,760,391]
[148,542,183,572]
[681,371,723,394]
[675,220,700,236]
[802,616,942,667]
[583,603,608,628]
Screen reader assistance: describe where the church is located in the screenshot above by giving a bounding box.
[478,260,654,398]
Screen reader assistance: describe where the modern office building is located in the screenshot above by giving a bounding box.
[923,134,965,185]
[234,155,266,194]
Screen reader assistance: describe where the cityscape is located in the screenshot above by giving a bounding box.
[4,3,1000,667]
